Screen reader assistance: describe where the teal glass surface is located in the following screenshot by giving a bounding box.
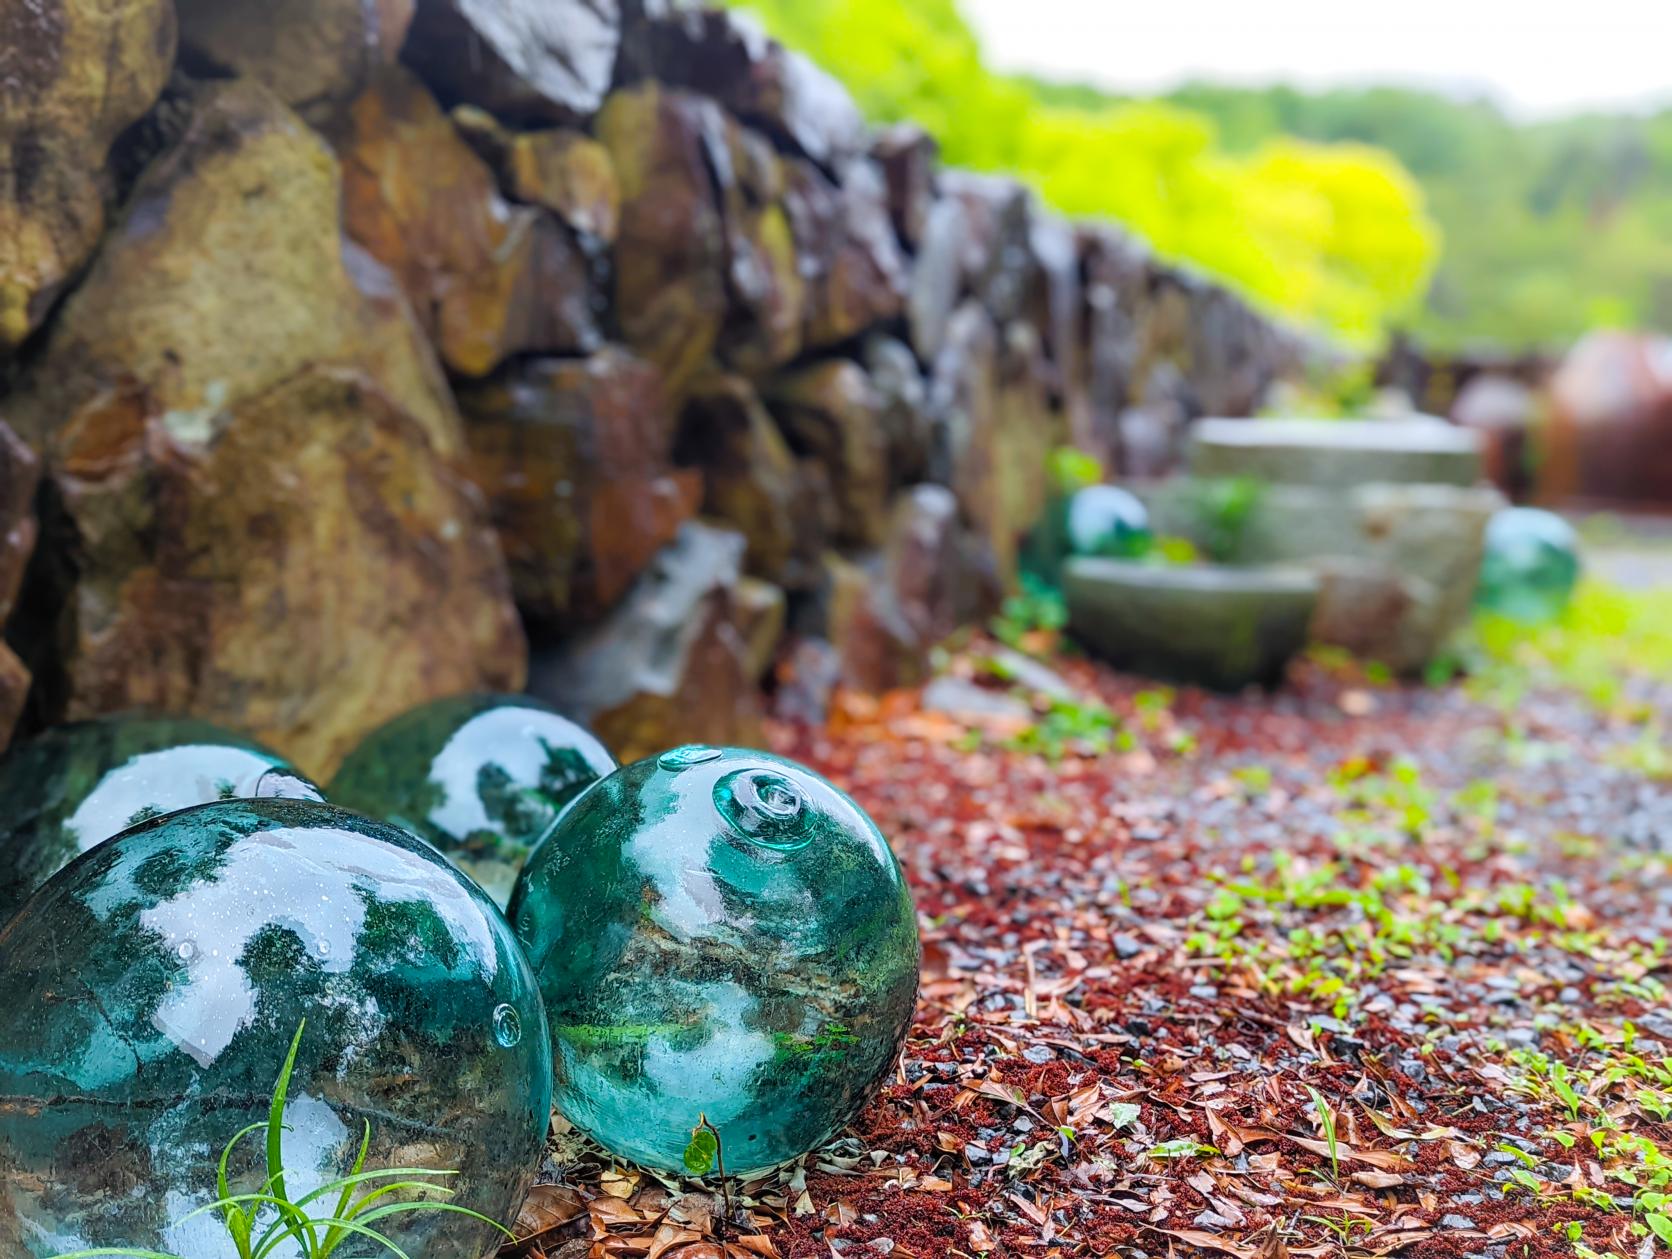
[0,798,551,1258]
[508,747,919,1176]
[0,714,320,926]
[329,694,617,908]
[1477,507,1581,623]
[1066,485,1152,559]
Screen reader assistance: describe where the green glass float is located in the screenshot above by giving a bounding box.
[0,797,551,1259]
[329,693,616,908]
[1066,485,1153,559]
[0,714,320,925]
[1477,507,1582,623]
[508,746,919,1176]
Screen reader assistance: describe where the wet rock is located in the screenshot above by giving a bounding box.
[1026,211,1085,417]
[503,127,621,243]
[529,522,764,762]
[762,360,889,549]
[784,159,907,350]
[1079,225,1150,466]
[0,423,39,751]
[596,83,730,402]
[5,78,460,457]
[401,0,621,124]
[27,366,525,778]
[772,635,843,725]
[908,197,973,361]
[929,302,1047,585]
[734,576,787,683]
[871,124,938,251]
[674,372,823,588]
[715,125,805,374]
[942,171,1034,326]
[633,6,866,169]
[0,0,176,353]
[864,334,934,486]
[456,348,699,625]
[176,0,413,125]
[336,68,599,377]
[922,677,1030,722]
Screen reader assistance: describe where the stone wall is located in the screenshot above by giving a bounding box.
[0,0,1311,774]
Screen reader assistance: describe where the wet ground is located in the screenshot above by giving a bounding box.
[510,627,1671,1259]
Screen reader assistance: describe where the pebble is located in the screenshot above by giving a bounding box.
[1440,1214,1479,1230]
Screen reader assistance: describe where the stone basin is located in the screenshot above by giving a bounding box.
[1189,418,1483,488]
[1063,558,1320,691]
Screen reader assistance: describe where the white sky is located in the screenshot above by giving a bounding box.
[961,0,1672,119]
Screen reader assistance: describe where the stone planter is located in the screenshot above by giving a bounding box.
[1189,417,1483,487]
[1063,558,1319,690]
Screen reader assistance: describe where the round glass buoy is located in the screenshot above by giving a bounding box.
[1477,507,1582,623]
[0,797,551,1258]
[329,694,616,908]
[0,714,319,925]
[508,747,919,1176]
[1066,485,1153,559]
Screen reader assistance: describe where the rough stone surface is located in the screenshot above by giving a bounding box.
[762,360,889,549]
[864,334,934,487]
[177,0,413,124]
[734,575,787,683]
[5,78,462,458]
[871,123,938,250]
[0,0,176,354]
[636,6,867,169]
[908,197,973,362]
[785,158,907,350]
[456,348,699,625]
[596,83,730,402]
[0,423,40,751]
[27,366,526,779]
[675,372,822,588]
[504,127,621,243]
[1189,418,1485,488]
[529,522,764,763]
[1064,558,1320,691]
[336,68,599,377]
[401,0,621,124]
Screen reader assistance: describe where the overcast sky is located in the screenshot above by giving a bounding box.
[961,0,1672,119]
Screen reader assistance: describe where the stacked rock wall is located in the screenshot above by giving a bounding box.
[0,0,1311,773]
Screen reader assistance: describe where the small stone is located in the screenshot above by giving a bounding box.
[1440,1214,1479,1231]
[1112,934,1143,960]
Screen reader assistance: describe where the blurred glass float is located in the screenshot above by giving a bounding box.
[508,746,919,1176]
[1066,485,1153,559]
[330,693,616,908]
[0,714,319,925]
[1477,507,1581,623]
[0,797,550,1258]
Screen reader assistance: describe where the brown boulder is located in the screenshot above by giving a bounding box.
[631,6,866,169]
[529,521,763,763]
[28,367,525,778]
[5,78,461,458]
[505,128,621,243]
[675,373,823,588]
[456,348,700,625]
[762,361,888,549]
[864,334,933,487]
[942,171,1034,325]
[401,0,621,124]
[336,68,599,378]
[0,423,39,751]
[871,124,938,251]
[784,159,907,350]
[734,576,786,684]
[596,83,731,402]
[0,0,176,353]
[176,0,413,124]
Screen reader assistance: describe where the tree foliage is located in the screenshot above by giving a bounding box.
[729,0,1440,346]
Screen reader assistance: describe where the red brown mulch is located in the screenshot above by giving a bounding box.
[507,636,1672,1259]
